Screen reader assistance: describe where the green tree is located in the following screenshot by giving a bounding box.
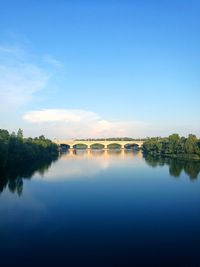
[0,129,10,140]
[17,128,23,140]
[167,134,180,154]
[142,133,200,160]
[185,134,199,154]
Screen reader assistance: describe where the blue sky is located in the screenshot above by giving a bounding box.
[0,0,199,138]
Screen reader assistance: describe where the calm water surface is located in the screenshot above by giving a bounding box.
[0,150,200,267]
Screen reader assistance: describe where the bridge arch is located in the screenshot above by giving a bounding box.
[90,143,105,150]
[124,143,140,150]
[107,143,122,149]
[72,143,88,149]
[60,144,70,151]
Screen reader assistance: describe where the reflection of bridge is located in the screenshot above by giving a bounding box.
[65,149,143,158]
[54,140,144,149]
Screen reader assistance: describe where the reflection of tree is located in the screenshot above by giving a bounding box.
[155,157,184,178]
[184,161,200,180]
[143,155,165,168]
[8,177,23,196]
[144,155,200,180]
[169,160,183,178]
[0,155,58,196]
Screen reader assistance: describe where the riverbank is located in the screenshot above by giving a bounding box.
[0,129,59,168]
[142,134,200,162]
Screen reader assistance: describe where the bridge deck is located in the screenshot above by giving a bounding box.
[54,140,144,149]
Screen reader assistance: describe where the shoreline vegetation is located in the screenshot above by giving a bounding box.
[0,128,59,195]
[142,134,200,161]
[1,128,200,167]
[0,128,59,169]
[0,129,200,194]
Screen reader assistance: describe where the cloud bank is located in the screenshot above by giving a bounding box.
[23,108,150,139]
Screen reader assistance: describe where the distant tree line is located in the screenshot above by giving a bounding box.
[0,128,59,168]
[75,137,146,141]
[142,134,200,160]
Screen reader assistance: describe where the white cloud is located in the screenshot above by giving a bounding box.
[0,45,21,55]
[23,108,150,139]
[43,54,63,68]
[23,109,100,123]
[0,64,48,109]
[0,45,62,112]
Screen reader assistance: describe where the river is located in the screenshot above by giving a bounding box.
[0,150,200,266]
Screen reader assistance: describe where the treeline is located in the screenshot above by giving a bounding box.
[75,137,145,141]
[0,128,59,168]
[142,134,200,160]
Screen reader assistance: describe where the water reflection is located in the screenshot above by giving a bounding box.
[1,151,200,196]
[1,151,200,267]
[67,149,139,157]
[35,149,142,182]
[0,156,58,196]
[144,154,200,180]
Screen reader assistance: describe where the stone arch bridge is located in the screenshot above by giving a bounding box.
[54,140,144,150]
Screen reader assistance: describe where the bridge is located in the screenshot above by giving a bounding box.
[54,139,144,149]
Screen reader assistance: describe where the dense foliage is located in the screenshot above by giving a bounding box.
[0,128,59,168]
[142,134,200,160]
